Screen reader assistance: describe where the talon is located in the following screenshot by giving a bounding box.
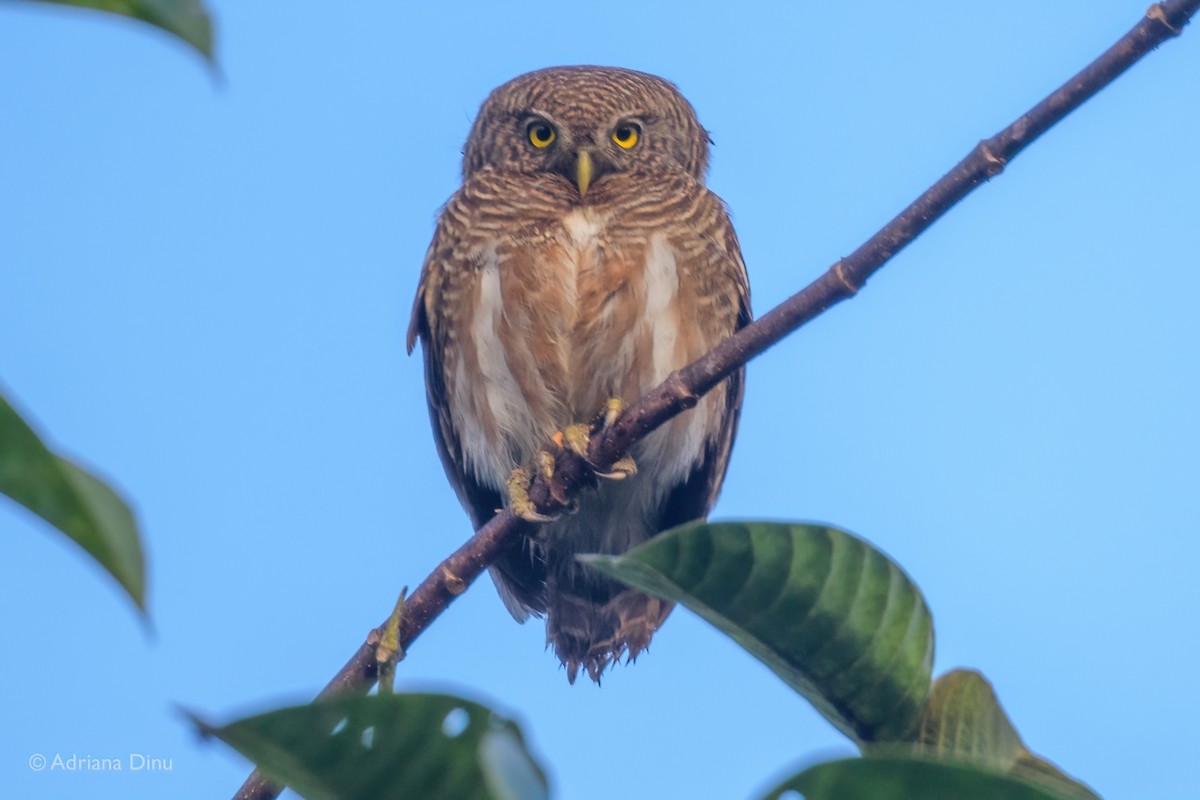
[595,454,637,480]
[589,398,636,479]
[506,466,557,523]
[601,397,625,430]
[536,450,556,481]
[562,423,592,458]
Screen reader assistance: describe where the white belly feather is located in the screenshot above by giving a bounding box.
[454,208,716,556]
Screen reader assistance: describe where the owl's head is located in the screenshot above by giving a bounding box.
[462,66,711,194]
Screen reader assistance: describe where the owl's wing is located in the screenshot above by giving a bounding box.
[408,239,498,527]
[407,277,499,527]
[658,200,752,529]
[407,214,547,617]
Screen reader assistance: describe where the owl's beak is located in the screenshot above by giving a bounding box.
[574,149,594,195]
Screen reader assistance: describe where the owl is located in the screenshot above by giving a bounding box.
[407,66,750,683]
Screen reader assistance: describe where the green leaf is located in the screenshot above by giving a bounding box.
[0,390,146,613]
[760,756,1080,800]
[580,521,934,743]
[192,694,550,800]
[16,0,215,60]
[915,669,1026,769]
[914,670,1098,799]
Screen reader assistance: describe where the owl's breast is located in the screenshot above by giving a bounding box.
[555,208,685,409]
[451,204,725,496]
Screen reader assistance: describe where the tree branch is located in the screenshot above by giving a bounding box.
[231,3,1197,797]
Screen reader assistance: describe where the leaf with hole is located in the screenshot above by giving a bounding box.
[192,693,549,800]
[580,521,933,743]
[20,0,215,60]
[0,390,146,614]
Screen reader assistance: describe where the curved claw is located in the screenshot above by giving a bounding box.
[562,423,592,458]
[506,466,559,523]
[601,397,625,430]
[595,454,638,480]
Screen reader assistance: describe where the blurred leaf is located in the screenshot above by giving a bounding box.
[16,0,215,60]
[0,391,146,613]
[760,756,1079,800]
[914,670,1098,799]
[915,669,1025,769]
[1012,754,1100,800]
[581,521,933,743]
[192,693,550,800]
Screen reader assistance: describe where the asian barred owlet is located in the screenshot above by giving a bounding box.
[407,66,750,683]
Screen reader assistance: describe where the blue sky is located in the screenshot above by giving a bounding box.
[2,2,1197,798]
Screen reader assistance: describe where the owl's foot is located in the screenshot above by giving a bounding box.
[506,452,568,523]
[505,398,637,522]
[557,398,637,480]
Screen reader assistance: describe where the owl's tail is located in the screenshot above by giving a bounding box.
[545,576,674,684]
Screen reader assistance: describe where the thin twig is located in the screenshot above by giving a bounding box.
[231,3,1197,797]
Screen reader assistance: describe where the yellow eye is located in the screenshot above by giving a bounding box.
[527,121,556,148]
[612,123,640,149]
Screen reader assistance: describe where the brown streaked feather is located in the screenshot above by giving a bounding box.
[408,202,551,616]
[660,207,752,528]
[408,66,751,680]
[541,194,750,681]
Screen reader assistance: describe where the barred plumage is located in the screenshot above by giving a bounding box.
[408,66,750,682]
